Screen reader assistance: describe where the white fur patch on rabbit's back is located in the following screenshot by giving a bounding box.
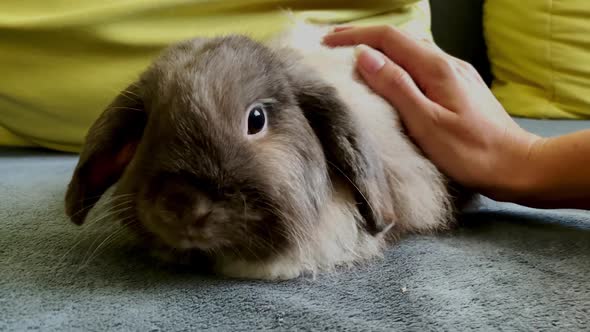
[272,21,454,233]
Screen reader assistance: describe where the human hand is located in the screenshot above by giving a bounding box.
[322,25,543,201]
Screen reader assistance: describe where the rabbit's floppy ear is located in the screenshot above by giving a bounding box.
[65,83,148,225]
[288,67,395,236]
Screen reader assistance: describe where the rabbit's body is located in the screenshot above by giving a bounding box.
[65,21,456,280]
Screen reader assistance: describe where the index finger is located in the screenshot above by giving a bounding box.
[323,25,440,85]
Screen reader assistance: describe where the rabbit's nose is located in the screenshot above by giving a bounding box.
[159,187,214,226]
[188,193,213,227]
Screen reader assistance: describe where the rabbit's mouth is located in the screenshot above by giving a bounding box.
[142,212,293,262]
[138,209,230,251]
[161,230,219,251]
[136,201,279,255]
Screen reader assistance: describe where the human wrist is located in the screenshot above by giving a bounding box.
[484,130,545,203]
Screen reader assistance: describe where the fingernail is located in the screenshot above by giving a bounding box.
[331,25,354,33]
[354,44,385,74]
[322,25,354,44]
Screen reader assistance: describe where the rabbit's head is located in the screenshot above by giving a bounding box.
[65,35,394,263]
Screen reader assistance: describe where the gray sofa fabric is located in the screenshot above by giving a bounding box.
[1,119,589,331]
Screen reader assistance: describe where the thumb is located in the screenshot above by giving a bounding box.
[353,45,441,137]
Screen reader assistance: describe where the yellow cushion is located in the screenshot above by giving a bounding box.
[484,0,590,119]
[0,0,432,152]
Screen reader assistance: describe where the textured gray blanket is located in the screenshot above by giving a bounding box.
[1,119,589,331]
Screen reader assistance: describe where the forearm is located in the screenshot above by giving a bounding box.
[505,130,590,209]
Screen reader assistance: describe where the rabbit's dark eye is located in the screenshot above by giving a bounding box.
[247,105,267,135]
